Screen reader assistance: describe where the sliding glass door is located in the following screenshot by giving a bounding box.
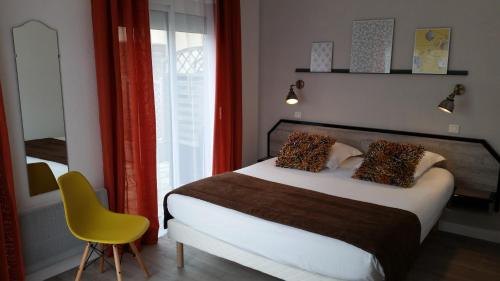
[150,0,215,234]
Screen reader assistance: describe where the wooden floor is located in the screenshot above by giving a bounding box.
[48,231,500,281]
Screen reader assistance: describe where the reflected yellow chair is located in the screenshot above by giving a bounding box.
[57,171,151,281]
[27,162,58,196]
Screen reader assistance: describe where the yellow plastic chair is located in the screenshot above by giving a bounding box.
[57,171,151,281]
[27,162,59,196]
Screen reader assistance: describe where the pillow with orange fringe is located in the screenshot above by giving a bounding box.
[275,131,336,172]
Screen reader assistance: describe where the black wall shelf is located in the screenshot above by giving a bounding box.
[295,68,468,76]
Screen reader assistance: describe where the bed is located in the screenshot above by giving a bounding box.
[165,119,500,281]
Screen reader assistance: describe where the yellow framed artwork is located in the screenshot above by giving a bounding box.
[412,28,451,74]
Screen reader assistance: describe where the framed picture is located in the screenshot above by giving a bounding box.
[350,19,394,73]
[412,28,451,74]
[310,41,333,72]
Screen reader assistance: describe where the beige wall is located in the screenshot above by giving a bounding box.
[241,0,260,166]
[258,0,500,157]
[0,0,103,212]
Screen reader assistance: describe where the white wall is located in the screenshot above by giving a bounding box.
[258,0,500,158]
[0,0,103,212]
[241,0,260,166]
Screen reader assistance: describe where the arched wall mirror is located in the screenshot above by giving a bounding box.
[12,20,68,197]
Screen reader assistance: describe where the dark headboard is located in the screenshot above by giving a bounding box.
[267,119,500,211]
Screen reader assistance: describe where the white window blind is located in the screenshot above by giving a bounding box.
[150,0,215,234]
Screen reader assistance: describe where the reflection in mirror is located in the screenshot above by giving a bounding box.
[13,20,68,196]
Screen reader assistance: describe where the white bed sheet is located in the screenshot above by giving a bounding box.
[26,156,68,179]
[167,158,454,281]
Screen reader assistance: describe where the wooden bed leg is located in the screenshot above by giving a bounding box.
[176,242,184,268]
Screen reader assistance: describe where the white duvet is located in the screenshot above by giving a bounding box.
[167,158,454,281]
[26,156,68,179]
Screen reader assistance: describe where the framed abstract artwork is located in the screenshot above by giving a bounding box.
[310,41,333,72]
[350,19,394,73]
[412,28,451,74]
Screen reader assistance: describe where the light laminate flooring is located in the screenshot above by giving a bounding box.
[48,231,500,281]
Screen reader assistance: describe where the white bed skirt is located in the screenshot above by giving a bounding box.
[167,219,342,281]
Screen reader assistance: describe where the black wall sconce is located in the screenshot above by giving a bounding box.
[286,80,305,105]
[438,84,465,114]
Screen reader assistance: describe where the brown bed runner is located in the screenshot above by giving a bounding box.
[25,138,67,164]
[164,172,421,281]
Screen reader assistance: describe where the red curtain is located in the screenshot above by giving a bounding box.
[212,0,243,175]
[0,82,25,280]
[91,0,158,244]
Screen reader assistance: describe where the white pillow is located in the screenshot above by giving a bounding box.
[338,156,364,170]
[414,151,446,179]
[327,142,363,170]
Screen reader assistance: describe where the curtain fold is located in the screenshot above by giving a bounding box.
[91,0,159,244]
[212,0,243,174]
[0,82,25,281]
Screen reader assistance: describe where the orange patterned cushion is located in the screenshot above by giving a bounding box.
[353,140,425,187]
[275,132,336,172]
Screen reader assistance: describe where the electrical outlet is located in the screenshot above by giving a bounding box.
[294,112,302,119]
[448,124,460,134]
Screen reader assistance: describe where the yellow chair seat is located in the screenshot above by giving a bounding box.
[72,210,149,244]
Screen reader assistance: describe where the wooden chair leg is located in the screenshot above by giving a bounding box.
[129,242,151,277]
[75,242,91,281]
[112,245,123,281]
[176,242,184,268]
[99,243,106,273]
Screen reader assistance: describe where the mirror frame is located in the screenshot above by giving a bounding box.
[12,19,70,196]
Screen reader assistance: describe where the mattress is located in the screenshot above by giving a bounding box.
[167,158,454,281]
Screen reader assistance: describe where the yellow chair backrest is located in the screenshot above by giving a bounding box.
[27,162,58,196]
[57,171,108,239]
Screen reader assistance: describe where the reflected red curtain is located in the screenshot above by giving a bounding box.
[91,0,158,244]
[212,0,243,175]
[0,82,25,280]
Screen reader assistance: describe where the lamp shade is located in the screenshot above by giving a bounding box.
[286,87,299,104]
[285,80,304,105]
[437,84,465,114]
[438,97,454,113]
